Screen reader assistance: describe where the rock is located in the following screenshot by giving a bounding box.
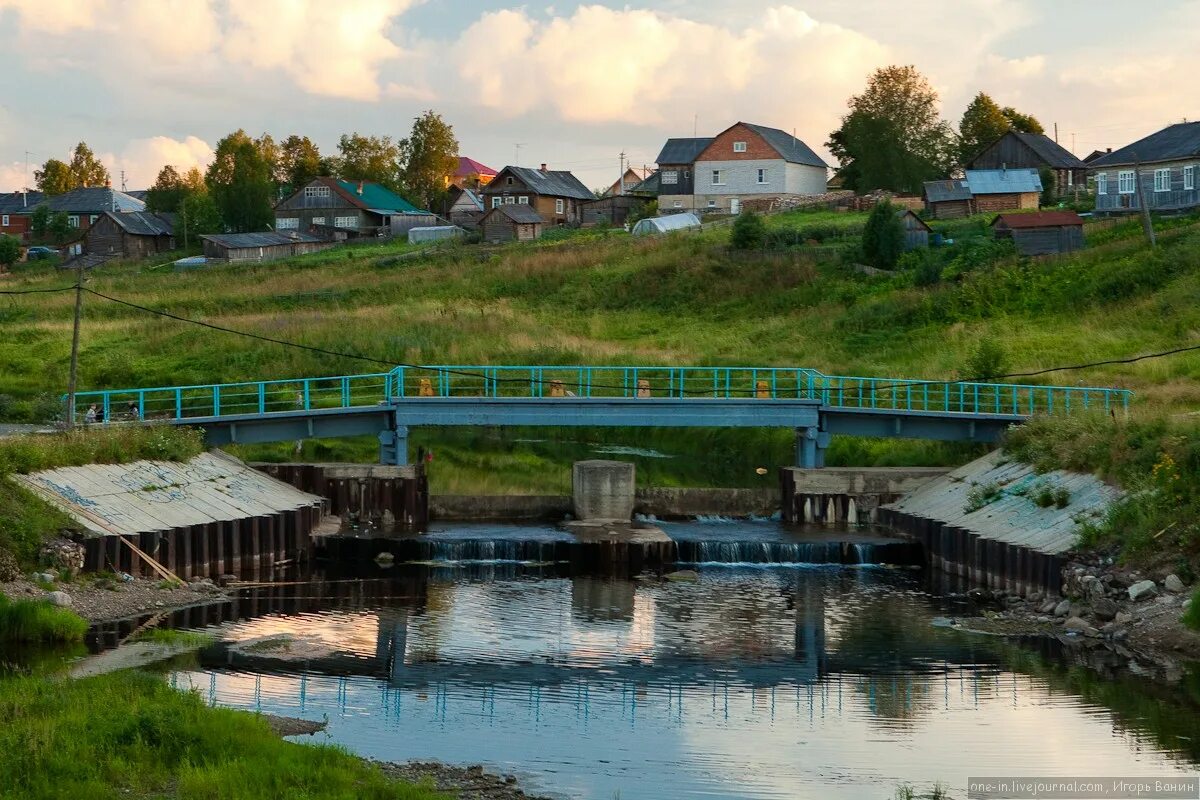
[1038,598,1058,614]
[38,537,85,577]
[665,570,699,582]
[1115,611,1134,625]
[0,549,19,582]
[218,574,239,587]
[1053,599,1072,617]
[1026,591,1043,604]
[1005,596,1024,608]
[1091,598,1118,621]
[1165,574,1186,594]
[33,571,57,584]
[374,552,395,565]
[1063,616,1100,637]
[1128,580,1158,601]
[1036,615,1052,623]
[46,590,72,607]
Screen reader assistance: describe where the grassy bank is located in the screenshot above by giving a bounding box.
[0,670,447,799]
[0,596,88,643]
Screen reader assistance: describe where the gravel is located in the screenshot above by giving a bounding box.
[377,761,557,800]
[0,575,228,622]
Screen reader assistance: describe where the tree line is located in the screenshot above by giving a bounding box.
[827,65,1046,194]
[32,111,460,235]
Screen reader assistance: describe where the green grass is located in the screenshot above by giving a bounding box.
[0,595,88,643]
[130,628,215,648]
[0,671,449,799]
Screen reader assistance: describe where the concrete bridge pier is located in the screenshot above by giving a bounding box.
[795,425,831,469]
[379,424,409,466]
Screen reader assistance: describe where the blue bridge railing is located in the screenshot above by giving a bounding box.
[68,365,1133,423]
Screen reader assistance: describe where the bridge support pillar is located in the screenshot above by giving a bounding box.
[379,425,409,466]
[795,425,830,469]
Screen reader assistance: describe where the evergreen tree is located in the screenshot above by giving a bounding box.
[730,210,766,250]
[861,199,905,268]
[205,130,275,232]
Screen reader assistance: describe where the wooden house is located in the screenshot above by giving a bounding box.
[1089,122,1200,214]
[923,179,974,219]
[201,231,335,263]
[896,209,932,250]
[479,204,544,243]
[655,138,711,213]
[274,178,433,237]
[16,186,145,238]
[480,165,593,226]
[447,187,485,229]
[600,167,654,198]
[991,211,1084,256]
[967,131,1088,195]
[83,211,174,259]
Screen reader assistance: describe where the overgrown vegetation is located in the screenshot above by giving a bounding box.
[0,595,88,643]
[0,671,449,799]
[964,481,1002,513]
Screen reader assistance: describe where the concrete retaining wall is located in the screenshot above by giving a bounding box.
[780,467,950,524]
[431,487,780,521]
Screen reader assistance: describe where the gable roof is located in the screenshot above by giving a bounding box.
[454,156,497,178]
[992,211,1084,229]
[483,204,544,224]
[964,168,1042,195]
[488,166,594,200]
[452,187,484,211]
[42,187,146,214]
[102,210,173,236]
[924,179,973,203]
[202,231,328,249]
[0,191,44,212]
[1088,122,1200,168]
[655,138,713,165]
[740,123,829,168]
[331,179,426,214]
[897,209,933,232]
[1007,132,1088,169]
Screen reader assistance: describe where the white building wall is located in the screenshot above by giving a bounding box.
[784,162,829,195]
[691,159,829,211]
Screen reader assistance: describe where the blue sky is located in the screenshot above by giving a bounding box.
[0,1,1194,191]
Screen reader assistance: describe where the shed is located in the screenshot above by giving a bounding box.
[582,194,648,226]
[408,225,464,244]
[630,213,701,236]
[479,204,544,243]
[923,180,974,219]
[991,211,1085,256]
[964,168,1042,213]
[201,231,335,263]
[896,209,932,250]
[83,211,175,260]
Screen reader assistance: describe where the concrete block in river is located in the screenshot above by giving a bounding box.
[573,460,635,522]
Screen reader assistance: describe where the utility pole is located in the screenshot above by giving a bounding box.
[1054,122,1059,143]
[1134,153,1157,247]
[120,170,126,192]
[65,265,84,429]
[619,150,626,195]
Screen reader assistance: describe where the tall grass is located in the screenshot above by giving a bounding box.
[0,671,449,799]
[0,425,205,476]
[0,595,88,643]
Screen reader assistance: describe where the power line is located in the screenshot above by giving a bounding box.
[0,285,75,295]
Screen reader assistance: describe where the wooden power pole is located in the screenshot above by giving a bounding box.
[1134,154,1157,248]
[65,265,84,428]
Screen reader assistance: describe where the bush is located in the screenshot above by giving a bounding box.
[0,234,20,268]
[0,595,88,643]
[965,481,1002,513]
[1184,588,1200,631]
[898,248,944,286]
[861,199,905,268]
[730,210,767,250]
[961,338,1009,381]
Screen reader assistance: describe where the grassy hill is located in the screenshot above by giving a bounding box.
[1,207,1198,495]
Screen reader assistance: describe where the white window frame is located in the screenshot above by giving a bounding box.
[555,198,564,214]
[517,195,529,205]
[711,170,724,186]
[661,170,678,185]
[303,185,330,199]
[1,215,8,226]
[89,215,98,224]
[491,197,501,209]
[333,216,357,228]
[673,200,682,208]
[733,141,747,153]
[276,217,300,229]
[1118,170,1136,195]
[757,168,768,184]
[312,216,325,226]
[1154,168,1171,192]
[707,199,717,208]
[1186,165,1196,191]
[1095,173,1107,195]
[67,215,79,228]
[504,196,515,205]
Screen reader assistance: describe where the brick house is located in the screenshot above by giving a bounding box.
[1089,122,1200,214]
[274,177,434,238]
[692,122,828,214]
[0,191,43,241]
[480,165,593,226]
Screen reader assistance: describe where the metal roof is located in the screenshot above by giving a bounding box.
[992,211,1084,229]
[332,180,426,214]
[741,123,829,168]
[13,451,324,538]
[202,231,328,248]
[454,156,497,177]
[484,204,545,224]
[1088,122,1200,168]
[655,138,713,165]
[0,191,44,212]
[42,187,146,214]
[964,168,1042,195]
[489,166,594,201]
[104,210,173,236]
[923,179,973,202]
[1009,132,1088,169]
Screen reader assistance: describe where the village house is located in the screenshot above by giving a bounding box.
[1089,122,1200,214]
[992,210,1085,256]
[448,157,498,190]
[600,167,654,198]
[0,191,44,241]
[479,203,544,243]
[202,231,335,263]
[655,138,711,213]
[16,186,146,238]
[447,186,485,229]
[480,165,593,226]
[692,122,829,214]
[966,131,1088,195]
[274,177,434,238]
[83,211,175,260]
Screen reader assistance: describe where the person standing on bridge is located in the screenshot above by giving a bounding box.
[127,402,140,421]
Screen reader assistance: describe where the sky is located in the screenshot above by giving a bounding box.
[0,0,1196,193]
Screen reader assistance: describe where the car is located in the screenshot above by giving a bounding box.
[25,246,58,260]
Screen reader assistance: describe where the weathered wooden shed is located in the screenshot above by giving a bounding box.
[923,179,974,219]
[896,209,932,250]
[991,211,1085,256]
[582,194,648,226]
[479,204,544,243]
[83,211,175,260]
[201,231,335,263]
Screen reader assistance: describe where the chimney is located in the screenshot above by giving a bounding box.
[540,163,548,173]
[356,180,364,196]
[105,178,112,188]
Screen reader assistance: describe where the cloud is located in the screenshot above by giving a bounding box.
[454,4,888,147]
[110,136,215,190]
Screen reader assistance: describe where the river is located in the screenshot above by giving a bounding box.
[154,520,1200,799]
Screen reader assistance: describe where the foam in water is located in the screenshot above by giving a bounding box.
[674,540,882,566]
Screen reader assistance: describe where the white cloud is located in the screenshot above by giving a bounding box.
[0,162,32,193]
[0,0,105,34]
[109,136,215,190]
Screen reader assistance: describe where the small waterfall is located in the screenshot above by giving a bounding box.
[417,539,562,564]
[674,539,919,567]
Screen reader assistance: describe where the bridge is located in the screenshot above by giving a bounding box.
[71,365,1131,468]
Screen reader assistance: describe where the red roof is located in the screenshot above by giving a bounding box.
[992,211,1085,229]
[455,156,497,178]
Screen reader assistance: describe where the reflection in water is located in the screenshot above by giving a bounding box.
[170,566,1200,800]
